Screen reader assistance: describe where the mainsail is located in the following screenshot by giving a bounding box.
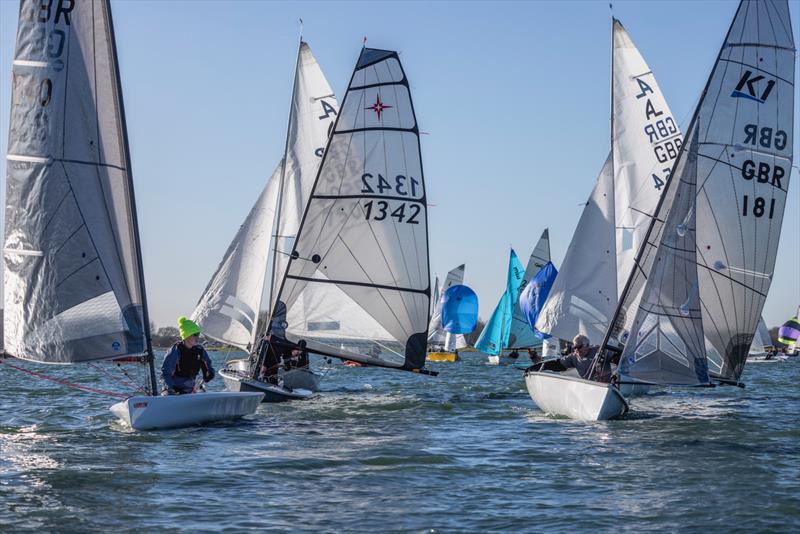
[509,229,551,348]
[536,19,682,346]
[192,41,338,351]
[4,0,149,365]
[269,47,431,370]
[475,249,525,355]
[428,264,465,346]
[614,0,795,384]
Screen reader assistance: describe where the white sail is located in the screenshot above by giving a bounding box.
[428,264,465,346]
[509,229,551,348]
[192,41,338,351]
[269,42,340,313]
[616,0,794,384]
[4,0,147,363]
[536,19,682,346]
[536,155,616,344]
[749,316,771,355]
[271,48,430,370]
[191,163,281,350]
[430,276,440,317]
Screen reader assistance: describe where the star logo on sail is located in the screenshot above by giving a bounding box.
[366,94,392,120]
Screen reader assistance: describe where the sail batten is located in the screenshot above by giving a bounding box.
[613,0,794,384]
[5,0,147,364]
[270,47,430,370]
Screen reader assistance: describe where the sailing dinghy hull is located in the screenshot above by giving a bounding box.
[219,368,313,402]
[525,371,628,421]
[225,358,321,392]
[110,391,264,431]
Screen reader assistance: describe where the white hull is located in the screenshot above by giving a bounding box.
[747,354,788,363]
[110,391,264,431]
[220,368,313,402]
[525,371,629,421]
[226,358,322,392]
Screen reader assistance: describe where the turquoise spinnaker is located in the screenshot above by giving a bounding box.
[475,249,525,355]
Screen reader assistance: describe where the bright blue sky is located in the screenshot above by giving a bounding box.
[0,0,798,331]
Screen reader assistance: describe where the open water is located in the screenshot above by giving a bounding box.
[1,351,798,532]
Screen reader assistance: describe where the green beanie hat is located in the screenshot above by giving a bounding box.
[178,316,201,340]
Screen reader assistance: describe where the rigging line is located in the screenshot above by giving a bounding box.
[88,362,148,394]
[0,359,128,399]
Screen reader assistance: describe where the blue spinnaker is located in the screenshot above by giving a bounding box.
[519,261,558,339]
[475,249,525,355]
[442,285,479,334]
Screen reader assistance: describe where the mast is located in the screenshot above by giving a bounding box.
[105,0,157,395]
[593,1,747,378]
[255,38,303,366]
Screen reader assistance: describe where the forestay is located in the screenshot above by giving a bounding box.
[271,48,431,370]
[509,229,551,349]
[536,20,682,346]
[4,0,146,363]
[616,0,794,384]
[428,264,465,346]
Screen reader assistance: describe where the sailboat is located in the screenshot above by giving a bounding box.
[3,0,263,429]
[476,249,526,364]
[777,312,799,356]
[192,38,338,400]
[530,16,684,404]
[427,264,468,362]
[746,316,776,361]
[508,229,558,356]
[244,46,434,379]
[528,0,795,420]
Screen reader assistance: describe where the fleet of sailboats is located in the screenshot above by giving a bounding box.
[2,0,795,430]
[528,0,795,420]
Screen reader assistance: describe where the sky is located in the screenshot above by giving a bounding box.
[0,0,798,332]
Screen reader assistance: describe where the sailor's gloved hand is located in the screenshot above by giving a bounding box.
[203,371,214,382]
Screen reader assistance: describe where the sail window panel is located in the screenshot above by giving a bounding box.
[353,56,404,86]
[287,282,396,342]
[336,87,416,132]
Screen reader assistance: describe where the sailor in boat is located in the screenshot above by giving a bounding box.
[527,348,538,364]
[529,335,597,380]
[161,316,216,395]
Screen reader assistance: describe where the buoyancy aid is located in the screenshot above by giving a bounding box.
[175,344,206,379]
